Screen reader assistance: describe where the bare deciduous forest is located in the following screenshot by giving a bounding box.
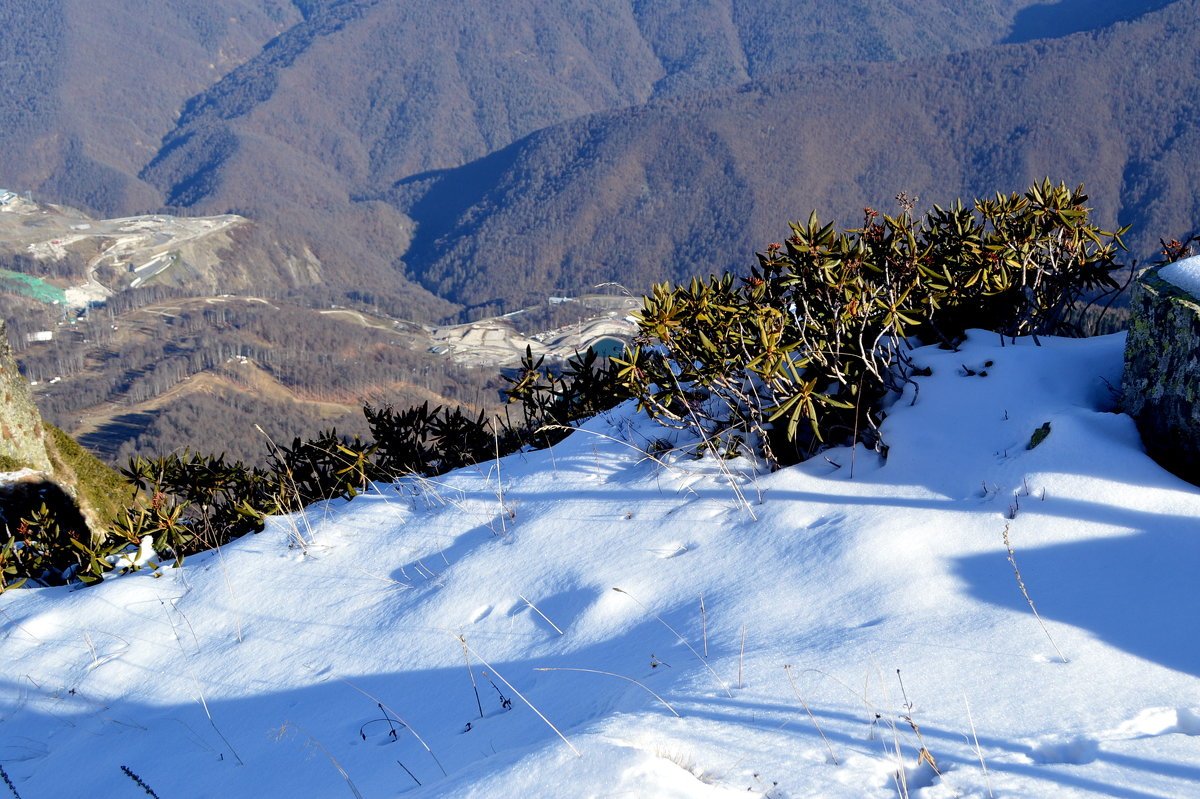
[0,0,1192,463]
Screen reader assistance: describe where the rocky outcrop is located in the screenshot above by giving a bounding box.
[1122,263,1200,483]
[0,322,120,544]
[0,325,52,473]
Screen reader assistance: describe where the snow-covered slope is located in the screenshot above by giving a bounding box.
[3,332,1199,798]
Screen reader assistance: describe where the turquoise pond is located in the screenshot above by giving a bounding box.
[586,337,626,358]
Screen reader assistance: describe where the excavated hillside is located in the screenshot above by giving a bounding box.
[0,195,322,301]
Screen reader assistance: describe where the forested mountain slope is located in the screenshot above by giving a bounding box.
[3,0,1178,320]
[0,0,298,214]
[139,0,1041,208]
[395,0,1200,311]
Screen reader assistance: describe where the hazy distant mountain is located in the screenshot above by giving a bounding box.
[139,0,1036,204]
[0,1,298,211]
[396,0,1200,311]
[6,0,1170,321]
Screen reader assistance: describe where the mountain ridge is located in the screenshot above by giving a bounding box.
[394,0,1200,310]
[9,0,1174,319]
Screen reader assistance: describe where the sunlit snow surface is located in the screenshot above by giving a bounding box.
[3,331,1200,798]
[1158,253,1200,297]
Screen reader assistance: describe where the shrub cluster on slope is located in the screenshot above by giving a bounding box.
[614,181,1130,465]
[1,181,1142,590]
[1,345,631,589]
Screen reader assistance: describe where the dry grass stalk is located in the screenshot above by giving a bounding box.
[867,656,910,799]
[518,593,565,635]
[323,671,448,776]
[894,668,940,776]
[274,722,362,799]
[783,665,838,765]
[491,423,509,537]
[738,624,746,690]
[534,667,681,717]
[459,635,484,718]
[455,635,581,757]
[1002,523,1068,663]
[612,587,732,698]
[963,694,994,798]
[159,601,244,765]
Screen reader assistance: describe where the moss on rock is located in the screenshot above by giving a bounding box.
[0,322,127,553]
[1122,264,1200,483]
